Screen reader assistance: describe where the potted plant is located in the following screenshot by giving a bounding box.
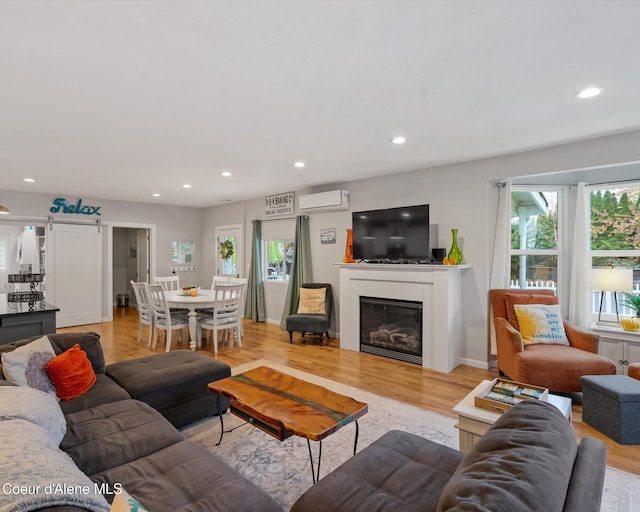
[620,292,640,317]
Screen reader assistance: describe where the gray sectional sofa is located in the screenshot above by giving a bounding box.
[292,400,608,512]
[0,332,281,512]
[1,332,608,512]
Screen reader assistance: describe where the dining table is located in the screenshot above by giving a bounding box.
[166,289,215,350]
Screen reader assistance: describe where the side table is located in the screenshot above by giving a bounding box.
[452,380,572,452]
[592,324,640,376]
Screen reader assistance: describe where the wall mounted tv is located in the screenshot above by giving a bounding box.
[352,204,430,263]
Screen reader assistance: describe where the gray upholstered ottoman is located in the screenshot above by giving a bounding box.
[106,350,231,428]
[581,374,640,445]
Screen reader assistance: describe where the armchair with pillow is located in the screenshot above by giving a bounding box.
[286,283,334,345]
[490,289,616,393]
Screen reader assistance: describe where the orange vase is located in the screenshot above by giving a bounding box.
[343,228,355,263]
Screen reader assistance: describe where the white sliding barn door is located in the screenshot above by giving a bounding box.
[47,224,102,327]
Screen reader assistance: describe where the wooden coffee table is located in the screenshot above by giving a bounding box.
[208,366,368,483]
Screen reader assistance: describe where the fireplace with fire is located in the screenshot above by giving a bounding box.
[359,296,423,365]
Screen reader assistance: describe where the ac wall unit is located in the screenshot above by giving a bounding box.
[298,190,351,212]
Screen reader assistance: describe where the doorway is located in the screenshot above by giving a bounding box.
[112,227,150,310]
[215,224,243,277]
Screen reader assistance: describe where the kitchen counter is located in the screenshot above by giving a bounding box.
[0,296,59,345]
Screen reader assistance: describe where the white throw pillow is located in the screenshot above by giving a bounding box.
[1,335,57,397]
[513,304,570,346]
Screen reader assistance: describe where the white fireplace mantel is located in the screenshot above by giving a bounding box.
[338,263,470,373]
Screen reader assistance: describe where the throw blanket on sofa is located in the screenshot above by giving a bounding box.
[0,387,110,512]
[0,386,67,444]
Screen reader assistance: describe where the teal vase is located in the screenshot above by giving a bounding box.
[447,229,463,265]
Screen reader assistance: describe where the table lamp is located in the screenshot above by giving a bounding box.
[590,267,634,323]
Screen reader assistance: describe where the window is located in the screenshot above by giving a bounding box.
[265,239,294,281]
[589,183,640,320]
[171,241,194,264]
[0,233,7,271]
[509,188,561,292]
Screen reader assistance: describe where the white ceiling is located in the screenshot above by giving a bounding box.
[1,0,639,208]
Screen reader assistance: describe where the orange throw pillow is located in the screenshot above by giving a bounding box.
[46,344,97,401]
[504,293,559,330]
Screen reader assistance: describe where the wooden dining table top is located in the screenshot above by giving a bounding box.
[208,366,368,442]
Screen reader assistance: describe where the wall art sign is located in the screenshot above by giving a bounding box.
[320,228,336,244]
[264,192,294,217]
[50,197,102,216]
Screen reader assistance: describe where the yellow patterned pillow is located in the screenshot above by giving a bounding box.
[513,304,570,346]
[110,488,148,512]
[297,287,327,315]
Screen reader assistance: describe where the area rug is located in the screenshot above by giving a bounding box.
[181,360,639,512]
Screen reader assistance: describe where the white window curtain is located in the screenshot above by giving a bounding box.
[0,233,7,271]
[569,182,591,328]
[489,180,511,355]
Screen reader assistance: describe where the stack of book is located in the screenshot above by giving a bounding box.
[474,378,549,413]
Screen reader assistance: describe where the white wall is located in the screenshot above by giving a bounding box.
[201,201,246,280]
[202,129,640,369]
[3,129,640,368]
[0,190,204,320]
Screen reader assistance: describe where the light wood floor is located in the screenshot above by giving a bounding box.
[58,306,640,475]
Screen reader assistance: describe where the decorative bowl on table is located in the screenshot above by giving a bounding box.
[182,287,197,296]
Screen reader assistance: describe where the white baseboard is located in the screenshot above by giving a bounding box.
[458,357,489,370]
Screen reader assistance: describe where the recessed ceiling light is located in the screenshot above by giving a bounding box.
[24,178,35,183]
[183,184,192,189]
[152,193,160,197]
[391,136,406,144]
[575,87,604,99]
[221,171,232,177]
[294,161,306,168]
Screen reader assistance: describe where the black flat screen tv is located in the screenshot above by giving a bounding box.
[352,204,430,262]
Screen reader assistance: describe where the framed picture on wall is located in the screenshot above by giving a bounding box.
[320,228,336,244]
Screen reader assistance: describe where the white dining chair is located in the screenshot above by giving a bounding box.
[145,284,189,352]
[154,275,189,314]
[153,275,181,291]
[210,275,231,290]
[228,277,248,338]
[197,283,244,354]
[130,280,152,345]
[196,275,231,316]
